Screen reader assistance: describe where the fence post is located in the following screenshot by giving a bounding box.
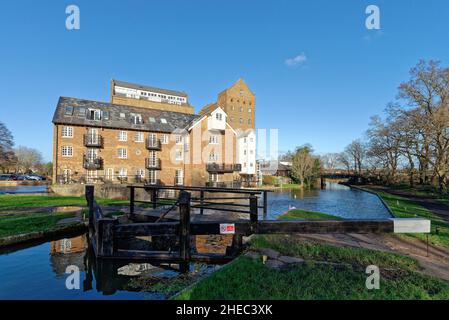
[179,191,191,264]
[249,194,258,232]
[200,190,204,215]
[263,190,268,219]
[129,186,135,219]
[152,188,158,209]
[97,218,115,257]
[86,185,94,228]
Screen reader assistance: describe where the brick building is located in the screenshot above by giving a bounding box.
[52,79,256,187]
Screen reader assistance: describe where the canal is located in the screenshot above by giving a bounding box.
[0,183,391,299]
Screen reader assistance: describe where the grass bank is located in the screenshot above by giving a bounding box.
[175,207,449,300]
[0,211,79,238]
[0,194,129,211]
[373,191,449,248]
[280,209,342,220]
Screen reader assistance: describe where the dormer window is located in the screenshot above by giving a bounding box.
[64,106,74,116]
[87,109,101,120]
[130,113,142,124]
[216,113,223,121]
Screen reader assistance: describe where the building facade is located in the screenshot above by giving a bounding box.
[52,79,255,187]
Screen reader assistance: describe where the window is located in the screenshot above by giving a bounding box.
[103,111,110,120]
[209,153,219,162]
[86,148,98,162]
[250,162,254,167]
[239,118,243,124]
[175,150,183,161]
[240,107,243,112]
[175,169,184,186]
[106,168,114,181]
[120,113,126,119]
[118,168,127,178]
[244,150,247,155]
[149,170,157,185]
[248,108,252,113]
[130,113,142,124]
[209,173,218,182]
[149,117,156,123]
[78,107,86,117]
[64,106,74,116]
[149,133,158,146]
[87,109,101,120]
[160,134,169,144]
[136,169,145,179]
[209,135,219,144]
[231,106,235,111]
[216,113,223,121]
[118,131,127,141]
[61,126,73,138]
[160,118,167,124]
[61,146,73,157]
[135,132,144,142]
[117,148,127,159]
[175,135,183,144]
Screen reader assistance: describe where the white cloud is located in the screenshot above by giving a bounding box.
[285,53,307,67]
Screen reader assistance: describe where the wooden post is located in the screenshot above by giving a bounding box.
[86,185,94,230]
[263,190,268,219]
[152,188,158,209]
[249,194,258,232]
[97,218,115,257]
[200,190,204,215]
[179,191,191,265]
[129,186,135,219]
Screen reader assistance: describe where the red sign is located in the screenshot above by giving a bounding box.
[219,223,235,234]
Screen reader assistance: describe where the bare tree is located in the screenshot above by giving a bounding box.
[344,140,366,176]
[0,122,15,173]
[291,144,321,188]
[14,146,43,173]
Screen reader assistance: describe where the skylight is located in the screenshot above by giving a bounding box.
[160,118,167,124]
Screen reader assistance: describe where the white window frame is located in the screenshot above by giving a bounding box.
[61,126,73,138]
[135,132,144,143]
[117,148,127,159]
[61,146,73,157]
[175,169,184,186]
[160,134,169,144]
[209,135,219,145]
[175,150,183,161]
[118,168,127,178]
[118,131,128,142]
[175,134,183,145]
[149,170,157,185]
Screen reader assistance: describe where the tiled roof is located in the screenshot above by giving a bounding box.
[112,79,188,98]
[52,97,198,133]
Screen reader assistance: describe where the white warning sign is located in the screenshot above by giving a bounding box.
[219,223,235,234]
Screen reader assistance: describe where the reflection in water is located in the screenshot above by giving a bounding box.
[264,183,392,220]
[0,234,219,299]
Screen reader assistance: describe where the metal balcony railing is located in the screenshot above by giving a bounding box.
[84,134,103,148]
[206,163,242,173]
[146,138,161,150]
[145,158,161,170]
[83,156,103,170]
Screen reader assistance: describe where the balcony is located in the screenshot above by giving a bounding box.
[83,156,103,170]
[146,138,161,150]
[84,134,103,148]
[206,163,242,173]
[206,181,242,189]
[146,158,161,170]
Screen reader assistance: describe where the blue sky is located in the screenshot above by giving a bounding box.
[0,0,448,162]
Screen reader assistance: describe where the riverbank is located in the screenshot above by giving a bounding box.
[0,194,130,248]
[352,185,449,249]
[175,209,449,300]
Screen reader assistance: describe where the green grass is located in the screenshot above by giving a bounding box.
[376,191,449,248]
[176,255,449,300]
[0,211,78,238]
[279,209,342,220]
[278,183,302,189]
[0,195,129,211]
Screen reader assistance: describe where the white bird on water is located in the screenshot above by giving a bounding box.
[288,204,296,210]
